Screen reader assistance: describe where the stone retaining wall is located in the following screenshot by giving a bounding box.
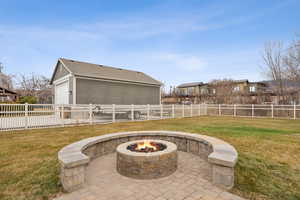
[58,131,238,192]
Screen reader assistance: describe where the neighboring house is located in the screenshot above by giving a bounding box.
[0,86,18,102]
[262,80,300,104]
[0,72,18,102]
[176,82,204,96]
[171,79,269,104]
[50,58,162,105]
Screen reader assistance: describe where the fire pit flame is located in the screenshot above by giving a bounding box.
[136,141,157,151]
[127,140,166,153]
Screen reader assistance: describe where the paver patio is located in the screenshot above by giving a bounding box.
[55,152,245,200]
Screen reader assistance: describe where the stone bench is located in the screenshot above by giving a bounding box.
[58,131,238,192]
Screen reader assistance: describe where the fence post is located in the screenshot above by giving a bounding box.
[172,104,175,118]
[160,104,163,119]
[271,104,274,118]
[252,104,254,118]
[190,104,193,117]
[182,104,185,118]
[294,103,296,120]
[25,103,28,129]
[219,104,221,116]
[234,104,236,117]
[198,104,201,116]
[147,104,150,120]
[89,104,93,124]
[131,104,134,121]
[112,104,115,123]
[205,103,208,115]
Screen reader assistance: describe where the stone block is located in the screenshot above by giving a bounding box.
[211,164,234,189]
[188,140,199,155]
[174,137,187,152]
[82,145,96,159]
[60,164,87,192]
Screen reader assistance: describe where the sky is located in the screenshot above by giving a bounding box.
[0,0,299,88]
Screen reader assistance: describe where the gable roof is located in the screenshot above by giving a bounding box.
[50,58,162,86]
[177,82,204,88]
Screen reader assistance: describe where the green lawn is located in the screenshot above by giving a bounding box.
[1,116,300,200]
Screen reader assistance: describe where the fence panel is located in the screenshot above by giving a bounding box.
[113,105,132,122]
[148,105,161,120]
[220,104,234,116]
[161,104,173,119]
[174,104,183,118]
[206,104,219,116]
[27,104,56,129]
[1,103,300,131]
[131,105,148,121]
[92,104,113,124]
[0,104,25,131]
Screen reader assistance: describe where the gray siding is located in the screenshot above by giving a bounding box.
[76,78,160,105]
[53,63,70,81]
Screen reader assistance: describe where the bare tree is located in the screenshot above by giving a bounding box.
[261,41,288,104]
[284,39,300,81]
[209,79,235,104]
[0,62,3,73]
[0,63,14,90]
[15,74,53,103]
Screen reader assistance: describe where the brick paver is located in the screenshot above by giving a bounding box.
[55,152,245,200]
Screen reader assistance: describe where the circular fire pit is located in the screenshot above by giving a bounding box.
[116,140,177,179]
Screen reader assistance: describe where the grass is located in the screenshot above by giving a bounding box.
[1,116,300,200]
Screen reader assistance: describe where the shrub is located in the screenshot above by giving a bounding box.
[18,96,38,104]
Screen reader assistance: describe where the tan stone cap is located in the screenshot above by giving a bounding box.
[58,131,238,168]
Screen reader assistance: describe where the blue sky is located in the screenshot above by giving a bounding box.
[0,0,299,87]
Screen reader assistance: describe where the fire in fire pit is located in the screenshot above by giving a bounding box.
[117,139,178,179]
[127,140,167,153]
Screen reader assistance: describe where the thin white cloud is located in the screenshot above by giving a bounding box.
[154,53,206,72]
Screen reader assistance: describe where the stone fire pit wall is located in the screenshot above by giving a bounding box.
[58,131,238,192]
[117,140,178,179]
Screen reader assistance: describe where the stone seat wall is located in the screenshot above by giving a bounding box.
[58,131,238,192]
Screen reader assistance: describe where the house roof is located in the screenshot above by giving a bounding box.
[51,58,162,86]
[231,79,249,84]
[0,86,18,95]
[262,80,300,87]
[177,82,204,88]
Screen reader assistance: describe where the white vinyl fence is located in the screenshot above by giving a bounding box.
[0,103,299,131]
[0,104,206,131]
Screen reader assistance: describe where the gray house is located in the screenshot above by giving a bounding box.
[50,58,162,105]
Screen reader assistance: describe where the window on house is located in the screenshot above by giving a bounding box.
[249,86,256,92]
[200,88,207,94]
[187,87,194,95]
[182,89,187,96]
[212,89,216,94]
[233,86,240,92]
